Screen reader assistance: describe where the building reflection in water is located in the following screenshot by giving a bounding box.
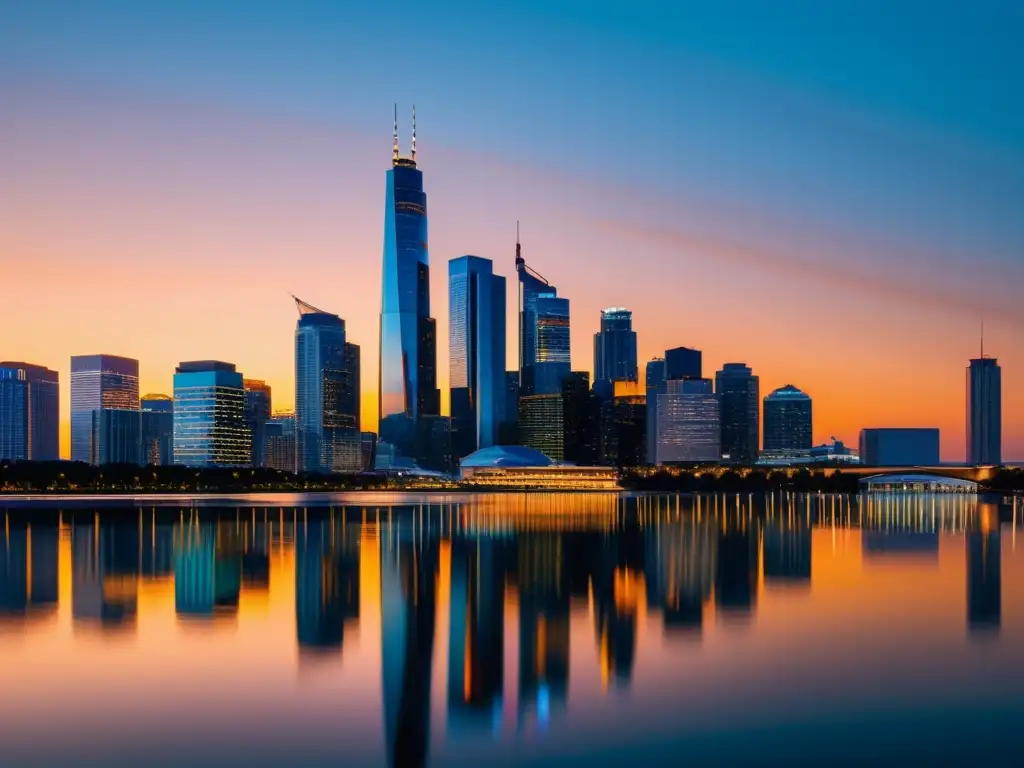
[243,515,271,591]
[73,517,139,629]
[295,516,359,651]
[644,514,714,635]
[0,516,59,619]
[381,508,439,768]
[967,501,1001,635]
[447,534,506,734]
[174,520,241,619]
[763,517,811,585]
[515,533,570,728]
[714,516,759,618]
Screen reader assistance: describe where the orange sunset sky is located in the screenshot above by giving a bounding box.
[1,3,1021,461]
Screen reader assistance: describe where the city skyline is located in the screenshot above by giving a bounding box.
[2,2,1022,461]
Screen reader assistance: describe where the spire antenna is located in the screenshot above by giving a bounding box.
[411,104,417,161]
[392,103,399,163]
[515,220,522,268]
[981,317,985,359]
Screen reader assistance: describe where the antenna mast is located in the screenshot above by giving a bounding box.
[392,103,399,164]
[411,104,416,161]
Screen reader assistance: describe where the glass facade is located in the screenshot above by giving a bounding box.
[967,358,1001,465]
[70,354,139,465]
[141,394,174,466]
[295,301,360,474]
[645,358,666,465]
[93,408,141,465]
[593,308,638,385]
[244,380,272,468]
[518,394,564,461]
[265,413,296,473]
[655,378,721,464]
[449,255,506,460]
[172,361,249,467]
[379,136,439,465]
[763,385,813,453]
[0,362,59,461]
[535,295,570,365]
[715,363,760,464]
[665,347,702,380]
[859,428,940,466]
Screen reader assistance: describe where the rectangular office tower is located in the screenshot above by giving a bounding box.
[859,428,940,466]
[141,394,174,466]
[172,361,249,467]
[593,308,638,386]
[244,380,272,468]
[294,297,361,473]
[967,357,1001,465]
[0,362,59,461]
[716,363,759,464]
[655,378,721,464]
[93,408,141,464]
[70,354,140,465]
[449,256,506,460]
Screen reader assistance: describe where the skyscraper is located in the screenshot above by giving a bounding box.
[967,356,1001,465]
[563,371,601,465]
[243,379,272,468]
[140,394,174,466]
[449,255,506,460]
[645,357,667,464]
[70,354,139,464]
[379,106,440,465]
[93,408,141,464]
[294,297,360,474]
[265,412,296,473]
[172,361,249,467]
[715,363,759,464]
[655,378,721,464]
[593,308,638,386]
[763,385,812,454]
[0,362,59,461]
[535,295,570,365]
[665,346,702,380]
[516,225,557,383]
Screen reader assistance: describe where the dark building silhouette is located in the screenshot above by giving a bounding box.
[500,371,519,445]
[562,371,600,465]
[593,307,638,387]
[243,379,272,468]
[859,427,940,466]
[715,527,758,615]
[140,394,174,466]
[715,363,759,464]
[967,507,1001,633]
[0,362,59,461]
[665,346,702,380]
[967,356,1001,465]
[763,385,812,453]
[763,522,811,583]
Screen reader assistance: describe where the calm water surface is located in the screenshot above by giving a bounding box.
[2,492,1023,767]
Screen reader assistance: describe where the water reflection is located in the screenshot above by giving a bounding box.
[0,492,1022,766]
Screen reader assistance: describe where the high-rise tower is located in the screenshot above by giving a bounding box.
[967,352,1002,466]
[379,105,440,463]
[716,363,759,463]
[70,354,139,465]
[594,308,638,386]
[295,296,361,473]
[516,224,566,392]
[0,362,59,462]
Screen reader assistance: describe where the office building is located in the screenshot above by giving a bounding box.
[563,371,600,465]
[645,357,666,465]
[295,297,361,473]
[716,363,759,463]
[763,385,812,454]
[535,295,570,366]
[518,394,564,461]
[0,362,59,461]
[500,371,519,444]
[360,431,377,471]
[665,346,702,380]
[265,412,296,473]
[344,342,361,437]
[378,107,440,466]
[140,394,174,466]
[967,356,1001,465]
[70,354,139,464]
[244,379,272,468]
[93,408,141,464]
[516,225,558,381]
[859,428,940,466]
[449,255,506,460]
[655,378,720,464]
[172,361,249,467]
[593,308,638,386]
[599,382,646,467]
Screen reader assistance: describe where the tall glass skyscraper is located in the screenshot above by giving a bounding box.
[93,408,141,465]
[172,361,249,467]
[295,297,361,473]
[665,346,702,380]
[449,255,506,460]
[70,354,139,465]
[243,379,272,468]
[593,308,638,385]
[141,394,174,466]
[763,385,813,453]
[715,363,759,463]
[379,107,440,463]
[0,362,59,461]
[645,357,667,464]
[516,230,567,388]
[967,356,1001,465]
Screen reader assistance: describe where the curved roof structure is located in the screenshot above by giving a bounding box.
[460,445,554,468]
[766,384,811,401]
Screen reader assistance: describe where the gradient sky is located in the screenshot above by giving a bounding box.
[1,0,1022,460]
